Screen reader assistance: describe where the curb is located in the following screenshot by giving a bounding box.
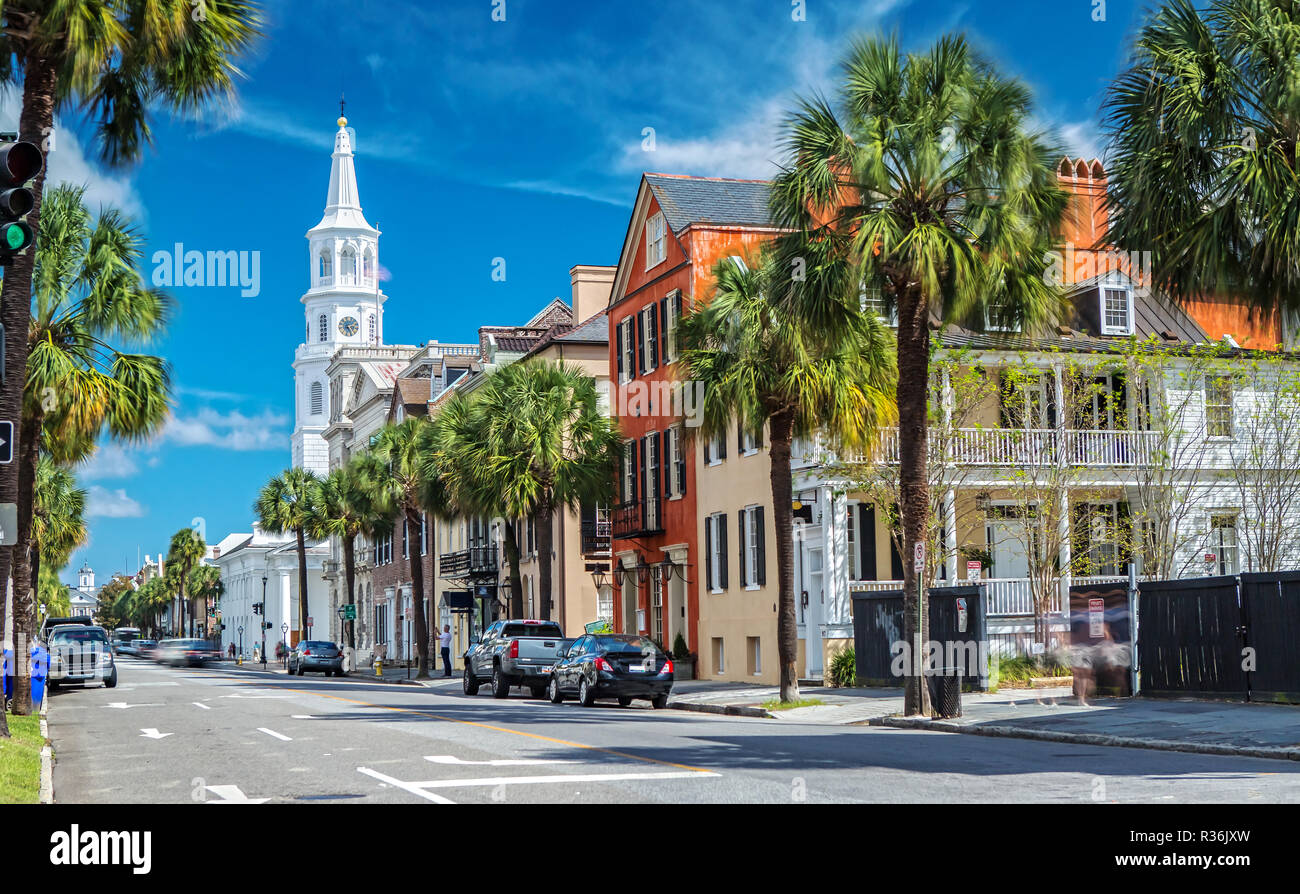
[39,696,53,805]
[667,700,772,719]
[869,716,1300,762]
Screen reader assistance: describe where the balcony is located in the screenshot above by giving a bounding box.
[438,545,498,579]
[581,513,612,557]
[846,428,1158,469]
[612,499,663,540]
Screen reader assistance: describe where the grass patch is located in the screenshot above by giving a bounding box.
[0,714,45,804]
[992,655,1072,685]
[762,698,825,711]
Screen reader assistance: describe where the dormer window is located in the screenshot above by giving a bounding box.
[1101,286,1134,336]
[861,285,898,326]
[645,212,666,270]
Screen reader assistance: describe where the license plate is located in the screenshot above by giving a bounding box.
[627,665,646,672]
[541,666,552,674]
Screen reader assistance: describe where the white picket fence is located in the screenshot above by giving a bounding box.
[849,576,1128,617]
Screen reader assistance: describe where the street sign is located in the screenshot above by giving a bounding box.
[913,541,925,572]
[306,616,313,627]
[0,420,12,464]
[342,604,356,620]
[0,502,15,546]
[1088,598,1105,638]
[966,560,981,580]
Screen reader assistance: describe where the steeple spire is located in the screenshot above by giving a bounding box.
[312,113,374,234]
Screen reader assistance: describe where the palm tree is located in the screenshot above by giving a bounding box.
[166,528,205,637]
[188,565,224,642]
[366,419,448,678]
[438,360,619,623]
[254,469,322,640]
[679,249,896,703]
[1103,0,1300,316]
[0,0,261,677]
[770,34,1068,714]
[308,456,388,660]
[136,577,171,639]
[7,185,168,715]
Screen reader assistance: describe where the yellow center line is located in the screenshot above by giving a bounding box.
[287,687,714,774]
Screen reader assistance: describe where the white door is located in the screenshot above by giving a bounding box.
[803,541,825,678]
[988,519,1032,579]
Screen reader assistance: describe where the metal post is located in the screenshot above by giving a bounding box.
[260,575,268,665]
[1128,561,1139,696]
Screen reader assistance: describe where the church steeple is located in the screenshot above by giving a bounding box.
[313,116,374,234]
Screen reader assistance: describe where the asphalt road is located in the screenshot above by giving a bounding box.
[47,657,1300,804]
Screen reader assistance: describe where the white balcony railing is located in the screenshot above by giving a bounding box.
[843,428,1158,468]
[849,576,1129,616]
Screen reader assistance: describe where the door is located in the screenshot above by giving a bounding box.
[988,516,1032,579]
[803,539,825,677]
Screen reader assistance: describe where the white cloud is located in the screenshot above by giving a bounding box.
[86,486,145,519]
[175,384,249,403]
[78,444,140,481]
[1058,120,1105,165]
[162,407,289,451]
[617,97,788,181]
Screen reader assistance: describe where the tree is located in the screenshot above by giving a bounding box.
[165,528,205,637]
[366,419,448,678]
[1103,0,1300,321]
[135,577,171,639]
[678,248,895,703]
[0,0,261,691]
[188,564,224,641]
[94,574,135,631]
[32,455,87,598]
[308,456,388,660]
[770,34,1068,714]
[254,468,322,640]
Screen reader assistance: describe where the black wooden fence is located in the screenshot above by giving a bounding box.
[850,585,988,690]
[1138,572,1300,703]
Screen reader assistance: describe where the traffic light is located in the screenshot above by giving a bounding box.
[0,140,42,266]
[252,602,263,615]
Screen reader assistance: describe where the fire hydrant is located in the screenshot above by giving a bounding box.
[373,659,382,677]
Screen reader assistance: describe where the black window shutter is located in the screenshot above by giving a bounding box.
[719,430,728,460]
[738,420,745,454]
[704,435,712,465]
[860,505,877,581]
[737,510,747,587]
[639,437,648,528]
[756,506,766,586]
[663,431,671,498]
[660,298,669,365]
[648,307,658,370]
[719,515,729,589]
[635,312,643,375]
[677,429,687,497]
[616,319,625,381]
[889,510,905,581]
[705,517,714,590]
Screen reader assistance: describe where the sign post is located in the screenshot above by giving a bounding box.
[914,541,925,684]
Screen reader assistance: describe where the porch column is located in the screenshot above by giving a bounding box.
[1058,487,1071,613]
[945,489,958,584]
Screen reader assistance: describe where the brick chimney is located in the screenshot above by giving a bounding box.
[1057,157,1108,250]
[570,264,616,322]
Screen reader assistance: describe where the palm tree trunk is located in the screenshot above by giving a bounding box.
[502,522,523,617]
[295,527,309,642]
[10,413,41,715]
[769,410,801,704]
[0,53,55,691]
[406,507,431,678]
[535,500,555,620]
[897,279,933,717]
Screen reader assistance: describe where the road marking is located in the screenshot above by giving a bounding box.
[294,689,714,774]
[291,715,319,719]
[426,755,575,767]
[193,702,210,710]
[222,693,292,700]
[139,728,172,739]
[205,785,269,804]
[358,767,455,803]
[409,771,719,789]
[257,727,292,742]
[102,702,161,710]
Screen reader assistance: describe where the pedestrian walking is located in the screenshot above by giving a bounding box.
[440,625,453,676]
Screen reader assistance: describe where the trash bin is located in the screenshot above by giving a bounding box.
[928,669,963,718]
[4,645,47,707]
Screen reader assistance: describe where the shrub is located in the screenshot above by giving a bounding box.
[672,632,690,659]
[829,646,856,687]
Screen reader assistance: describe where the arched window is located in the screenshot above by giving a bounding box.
[363,249,375,283]
[311,381,324,415]
[319,250,332,279]
[367,314,376,343]
[340,248,357,284]
[318,314,328,342]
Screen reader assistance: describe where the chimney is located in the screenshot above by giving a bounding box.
[1057,157,1108,250]
[570,265,616,322]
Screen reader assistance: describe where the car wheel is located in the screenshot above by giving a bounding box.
[548,675,564,704]
[105,669,118,689]
[491,668,511,699]
[579,677,595,707]
[651,694,669,709]
[463,664,480,696]
[297,664,305,676]
[530,684,547,699]
[617,696,632,707]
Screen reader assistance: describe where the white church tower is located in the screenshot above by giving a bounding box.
[291,115,387,475]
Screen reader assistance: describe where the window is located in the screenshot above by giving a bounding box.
[704,431,726,465]
[640,305,658,375]
[663,291,681,362]
[368,314,376,343]
[375,603,389,645]
[643,432,660,530]
[705,512,728,592]
[372,531,393,566]
[645,212,666,269]
[310,381,324,416]
[846,505,858,581]
[340,247,357,284]
[526,516,536,556]
[363,249,375,283]
[319,314,328,342]
[861,285,898,326]
[740,422,761,455]
[1211,515,1239,576]
[1206,375,1233,437]
[712,637,725,674]
[617,317,635,384]
[739,505,766,588]
[1101,287,1134,336]
[319,250,332,279]
[650,565,664,647]
[402,520,409,560]
[666,426,686,498]
[747,636,761,676]
[621,440,636,504]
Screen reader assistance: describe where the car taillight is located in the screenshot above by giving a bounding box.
[595,657,613,672]
[660,659,673,676]
[304,649,311,656]
[509,640,518,659]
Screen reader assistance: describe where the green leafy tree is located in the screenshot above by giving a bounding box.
[679,249,895,703]
[188,564,224,640]
[769,34,1068,714]
[166,528,205,637]
[254,468,322,639]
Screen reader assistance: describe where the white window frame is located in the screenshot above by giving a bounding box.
[860,285,898,326]
[708,513,724,593]
[1100,286,1135,336]
[667,426,683,498]
[310,381,324,416]
[640,305,657,375]
[744,505,761,591]
[741,426,760,456]
[846,502,858,581]
[619,317,635,385]
[749,636,762,677]
[1206,374,1234,438]
[706,433,724,466]
[621,440,636,504]
[645,212,666,270]
[1211,514,1240,576]
[665,292,680,362]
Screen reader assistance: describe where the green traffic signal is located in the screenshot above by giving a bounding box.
[2,221,30,250]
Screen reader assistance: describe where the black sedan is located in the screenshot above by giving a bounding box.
[547,634,673,708]
[288,641,345,676]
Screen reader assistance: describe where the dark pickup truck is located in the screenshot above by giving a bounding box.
[463,619,569,699]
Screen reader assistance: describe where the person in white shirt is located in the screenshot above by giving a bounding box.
[439,625,453,676]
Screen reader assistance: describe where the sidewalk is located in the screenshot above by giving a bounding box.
[667,680,1300,760]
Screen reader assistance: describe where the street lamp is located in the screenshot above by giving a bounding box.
[260,574,268,664]
[281,622,289,665]
[237,625,244,665]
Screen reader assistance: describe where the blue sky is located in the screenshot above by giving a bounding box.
[8,0,1152,584]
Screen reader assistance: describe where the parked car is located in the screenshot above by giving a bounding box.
[287,641,345,676]
[463,619,567,699]
[157,639,221,667]
[38,616,93,645]
[47,625,117,689]
[548,634,673,709]
[135,639,159,660]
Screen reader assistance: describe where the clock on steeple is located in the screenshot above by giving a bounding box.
[338,316,359,337]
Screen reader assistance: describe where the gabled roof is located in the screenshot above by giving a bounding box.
[644,173,775,232]
[524,298,572,329]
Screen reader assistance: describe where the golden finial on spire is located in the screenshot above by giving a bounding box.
[338,92,347,127]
